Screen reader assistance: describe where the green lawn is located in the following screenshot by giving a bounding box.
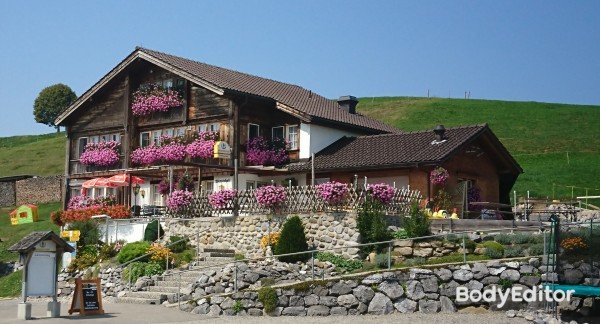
[0,202,61,263]
[357,97,600,199]
[0,132,65,177]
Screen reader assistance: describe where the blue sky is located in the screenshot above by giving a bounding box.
[0,1,598,136]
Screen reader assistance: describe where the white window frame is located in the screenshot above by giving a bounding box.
[152,184,164,206]
[286,125,299,150]
[272,126,284,140]
[248,123,260,140]
[89,135,100,144]
[176,127,186,137]
[152,130,162,145]
[210,123,220,133]
[198,124,208,132]
[77,137,88,159]
[140,132,151,148]
[164,128,174,138]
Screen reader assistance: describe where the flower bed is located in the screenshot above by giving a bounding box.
[61,205,130,223]
[208,189,237,209]
[79,141,120,167]
[430,166,449,186]
[367,183,395,205]
[131,85,183,117]
[316,181,349,205]
[255,185,286,208]
[166,190,194,211]
[67,195,116,210]
[246,137,288,166]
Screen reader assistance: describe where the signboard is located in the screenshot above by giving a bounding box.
[213,141,231,159]
[69,278,104,315]
[61,230,81,242]
[26,251,56,296]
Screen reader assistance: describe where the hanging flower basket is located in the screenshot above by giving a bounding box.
[131,85,183,117]
[79,141,120,167]
[430,167,449,186]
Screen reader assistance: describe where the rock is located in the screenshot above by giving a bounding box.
[304,294,319,306]
[353,285,375,303]
[357,302,368,314]
[418,299,440,313]
[281,306,306,316]
[421,276,439,293]
[489,267,506,276]
[434,268,453,281]
[220,298,235,309]
[378,281,404,299]
[244,272,260,283]
[395,247,413,256]
[440,296,457,313]
[319,296,338,307]
[506,309,516,318]
[465,280,483,291]
[440,281,459,297]
[394,298,417,313]
[367,293,394,315]
[330,281,352,295]
[208,304,222,316]
[330,307,347,315]
[289,295,304,307]
[500,269,520,282]
[505,261,519,269]
[472,263,489,279]
[362,274,383,285]
[337,294,359,307]
[394,239,413,247]
[559,297,581,311]
[563,269,584,284]
[405,280,425,300]
[192,303,210,315]
[413,248,433,257]
[519,265,534,274]
[519,276,541,287]
[529,258,540,267]
[247,308,263,316]
[481,276,500,285]
[307,305,330,316]
[453,269,473,282]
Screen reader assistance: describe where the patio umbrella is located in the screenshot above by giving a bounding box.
[107,174,145,186]
[82,177,116,188]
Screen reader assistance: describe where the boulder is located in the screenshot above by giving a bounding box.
[367,293,394,315]
[378,281,404,300]
[500,269,520,282]
[418,299,440,313]
[330,307,348,315]
[337,294,359,307]
[434,268,453,281]
[421,276,439,293]
[405,280,425,300]
[330,281,352,295]
[394,298,417,313]
[563,269,584,284]
[453,269,473,282]
[440,296,457,313]
[362,274,383,285]
[307,305,330,316]
[281,306,306,316]
[353,285,375,304]
[472,263,489,279]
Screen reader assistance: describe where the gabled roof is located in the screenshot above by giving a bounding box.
[56,47,399,133]
[8,231,74,253]
[289,124,522,173]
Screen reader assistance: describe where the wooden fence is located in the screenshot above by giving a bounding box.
[169,185,422,218]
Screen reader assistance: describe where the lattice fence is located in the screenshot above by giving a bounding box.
[168,185,421,218]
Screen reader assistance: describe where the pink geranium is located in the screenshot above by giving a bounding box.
[246,137,288,166]
[316,181,349,205]
[79,141,120,167]
[367,183,395,205]
[131,145,161,165]
[166,189,194,211]
[186,131,219,159]
[430,167,449,186]
[208,189,237,209]
[255,185,286,208]
[131,85,183,117]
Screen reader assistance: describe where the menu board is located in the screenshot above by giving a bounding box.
[69,278,104,315]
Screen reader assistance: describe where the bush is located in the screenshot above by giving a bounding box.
[67,220,101,247]
[148,244,171,264]
[173,250,195,267]
[403,203,430,238]
[98,243,118,261]
[122,262,164,284]
[494,234,513,245]
[117,241,151,264]
[275,216,309,263]
[498,278,514,291]
[511,233,536,245]
[67,253,98,272]
[316,252,363,273]
[258,286,278,314]
[357,200,392,255]
[504,246,525,258]
[168,236,187,253]
[393,228,408,239]
[527,243,545,256]
[483,241,505,259]
[50,210,64,226]
[375,253,393,269]
[144,220,164,242]
[403,257,427,267]
[464,239,477,251]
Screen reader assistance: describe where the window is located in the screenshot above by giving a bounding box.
[164,128,174,138]
[246,181,256,190]
[176,127,186,137]
[248,123,260,140]
[152,130,162,145]
[152,184,164,206]
[110,134,121,143]
[202,180,214,193]
[140,132,151,147]
[198,124,207,132]
[286,125,299,150]
[89,136,100,144]
[272,126,284,140]
[77,137,88,158]
[210,123,220,133]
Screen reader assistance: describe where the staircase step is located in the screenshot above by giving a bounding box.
[121,291,176,300]
[155,279,196,287]
[203,248,235,254]
[146,286,182,293]
[208,252,235,258]
[117,296,162,305]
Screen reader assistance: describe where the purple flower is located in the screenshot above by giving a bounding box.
[208,189,237,209]
[367,183,395,205]
[79,141,120,167]
[186,131,219,159]
[131,85,183,117]
[316,181,349,205]
[166,189,194,211]
[246,137,288,166]
[430,167,449,186]
[255,185,286,208]
[131,145,161,165]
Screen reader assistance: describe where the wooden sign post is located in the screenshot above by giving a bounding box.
[68,278,104,315]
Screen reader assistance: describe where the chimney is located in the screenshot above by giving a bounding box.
[433,125,446,141]
[337,96,359,114]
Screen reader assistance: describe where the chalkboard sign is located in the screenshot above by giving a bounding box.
[69,278,104,315]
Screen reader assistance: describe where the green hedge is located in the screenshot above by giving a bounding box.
[117,241,151,264]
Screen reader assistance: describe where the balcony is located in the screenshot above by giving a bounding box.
[70,157,126,175]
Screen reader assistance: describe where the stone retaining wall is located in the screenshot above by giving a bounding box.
[163,213,363,258]
[16,175,62,205]
[0,181,15,207]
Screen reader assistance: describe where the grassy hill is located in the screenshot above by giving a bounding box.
[0,97,598,199]
[357,97,600,199]
[0,132,65,177]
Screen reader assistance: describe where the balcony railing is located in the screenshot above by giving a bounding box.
[70,157,126,174]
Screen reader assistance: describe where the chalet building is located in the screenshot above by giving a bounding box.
[55,47,521,211]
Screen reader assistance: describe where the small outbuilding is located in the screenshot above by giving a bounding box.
[9,204,39,225]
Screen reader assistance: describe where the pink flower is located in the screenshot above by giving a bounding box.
[367,183,395,205]
[131,145,161,165]
[255,185,286,208]
[79,141,120,166]
[131,85,183,117]
[316,181,349,205]
[186,131,218,159]
[430,167,449,186]
[208,189,237,209]
[246,137,288,166]
[166,190,194,211]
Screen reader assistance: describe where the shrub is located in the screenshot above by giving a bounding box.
[393,228,408,239]
[463,239,477,251]
[122,261,164,283]
[67,220,101,248]
[375,253,393,269]
[117,241,151,264]
[67,253,98,272]
[258,286,278,314]
[403,203,431,238]
[50,210,64,226]
[498,278,514,291]
[62,205,130,222]
[527,243,545,256]
[232,300,243,314]
[98,243,119,261]
[357,200,392,255]
[403,257,427,267]
[511,233,538,245]
[173,250,195,267]
[316,252,363,273]
[560,236,588,252]
[260,232,280,251]
[148,244,171,264]
[168,236,187,253]
[144,220,164,242]
[504,246,525,258]
[494,234,513,245]
[483,241,505,259]
[275,216,309,263]
[234,253,245,261]
[143,262,164,276]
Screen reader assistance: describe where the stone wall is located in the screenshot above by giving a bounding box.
[15,175,63,205]
[0,181,15,207]
[163,212,362,258]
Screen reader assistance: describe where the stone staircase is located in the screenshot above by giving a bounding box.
[117,248,235,305]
